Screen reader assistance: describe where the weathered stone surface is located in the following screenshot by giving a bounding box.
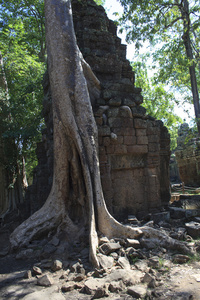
[51,260,63,272]
[61,281,76,292]
[25,0,171,221]
[185,221,200,238]
[172,254,190,264]
[127,285,147,298]
[117,257,131,269]
[99,242,121,255]
[97,253,114,269]
[126,238,141,248]
[32,266,42,276]
[37,274,54,287]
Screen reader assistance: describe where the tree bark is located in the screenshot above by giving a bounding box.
[10,0,193,266]
[180,0,200,134]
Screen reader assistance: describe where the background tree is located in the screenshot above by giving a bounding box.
[118,0,200,133]
[0,0,45,215]
[132,58,183,149]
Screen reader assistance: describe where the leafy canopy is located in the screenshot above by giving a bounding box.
[0,0,46,182]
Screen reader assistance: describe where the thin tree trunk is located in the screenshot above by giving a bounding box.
[180,0,200,134]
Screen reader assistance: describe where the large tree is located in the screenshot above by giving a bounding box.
[10,0,192,267]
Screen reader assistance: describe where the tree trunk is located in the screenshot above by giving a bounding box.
[10,0,193,266]
[181,0,200,134]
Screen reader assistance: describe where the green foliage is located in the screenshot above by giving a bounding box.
[118,0,200,123]
[94,0,105,5]
[0,0,46,183]
[132,57,182,150]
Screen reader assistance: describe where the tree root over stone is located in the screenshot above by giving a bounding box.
[9,0,194,268]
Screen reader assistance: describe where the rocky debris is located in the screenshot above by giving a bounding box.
[127,285,147,298]
[172,254,190,264]
[51,259,63,272]
[61,281,76,292]
[37,274,54,287]
[185,221,200,238]
[32,266,42,275]
[99,242,121,255]
[97,253,114,269]
[117,256,131,269]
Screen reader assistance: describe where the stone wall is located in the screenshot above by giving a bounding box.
[175,123,200,187]
[26,0,171,220]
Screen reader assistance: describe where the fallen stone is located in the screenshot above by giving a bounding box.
[97,253,114,269]
[73,273,85,282]
[126,238,141,248]
[21,286,64,300]
[109,280,124,293]
[99,236,109,245]
[37,274,54,287]
[106,269,143,286]
[151,212,170,224]
[172,254,190,264]
[84,278,104,295]
[61,281,76,292]
[135,260,149,272]
[24,270,32,279]
[185,221,200,238]
[92,285,109,299]
[32,266,42,275]
[51,259,63,272]
[99,242,121,255]
[127,285,147,298]
[148,256,160,269]
[142,272,155,284]
[117,256,131,269]
[169,207,186,219]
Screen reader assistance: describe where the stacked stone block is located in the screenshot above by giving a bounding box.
[25,0,171,220]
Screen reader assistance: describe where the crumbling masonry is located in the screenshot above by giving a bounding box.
[26,0,171,221]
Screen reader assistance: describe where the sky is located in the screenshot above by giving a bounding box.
[103,0,194,125]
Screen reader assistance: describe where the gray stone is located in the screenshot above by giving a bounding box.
[117,257,131,269]
[21,287,65,300]
[169,207,186,219]
[185,221,200,238]
[106,269,143,286]
[142,272,155,284]
[51,259,63,272]
[148,256,160,269]
[84,278,104,295]
[97,253,114,269]
[99,242,121,255]
[127,285,147,298]
[24,270,32,279]
[109,280,124,293]
[126,238,140,248]
[92,285,109,299]
[32,266,42,275]
[99,236,109,245]
[135,260,149,272]
[151,211,170,224]
[172,254,190,264]
[61,281,76,292]
[37,274,54,287]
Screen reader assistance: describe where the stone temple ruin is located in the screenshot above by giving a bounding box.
[175,123,200,187]
[26,0,171,221]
